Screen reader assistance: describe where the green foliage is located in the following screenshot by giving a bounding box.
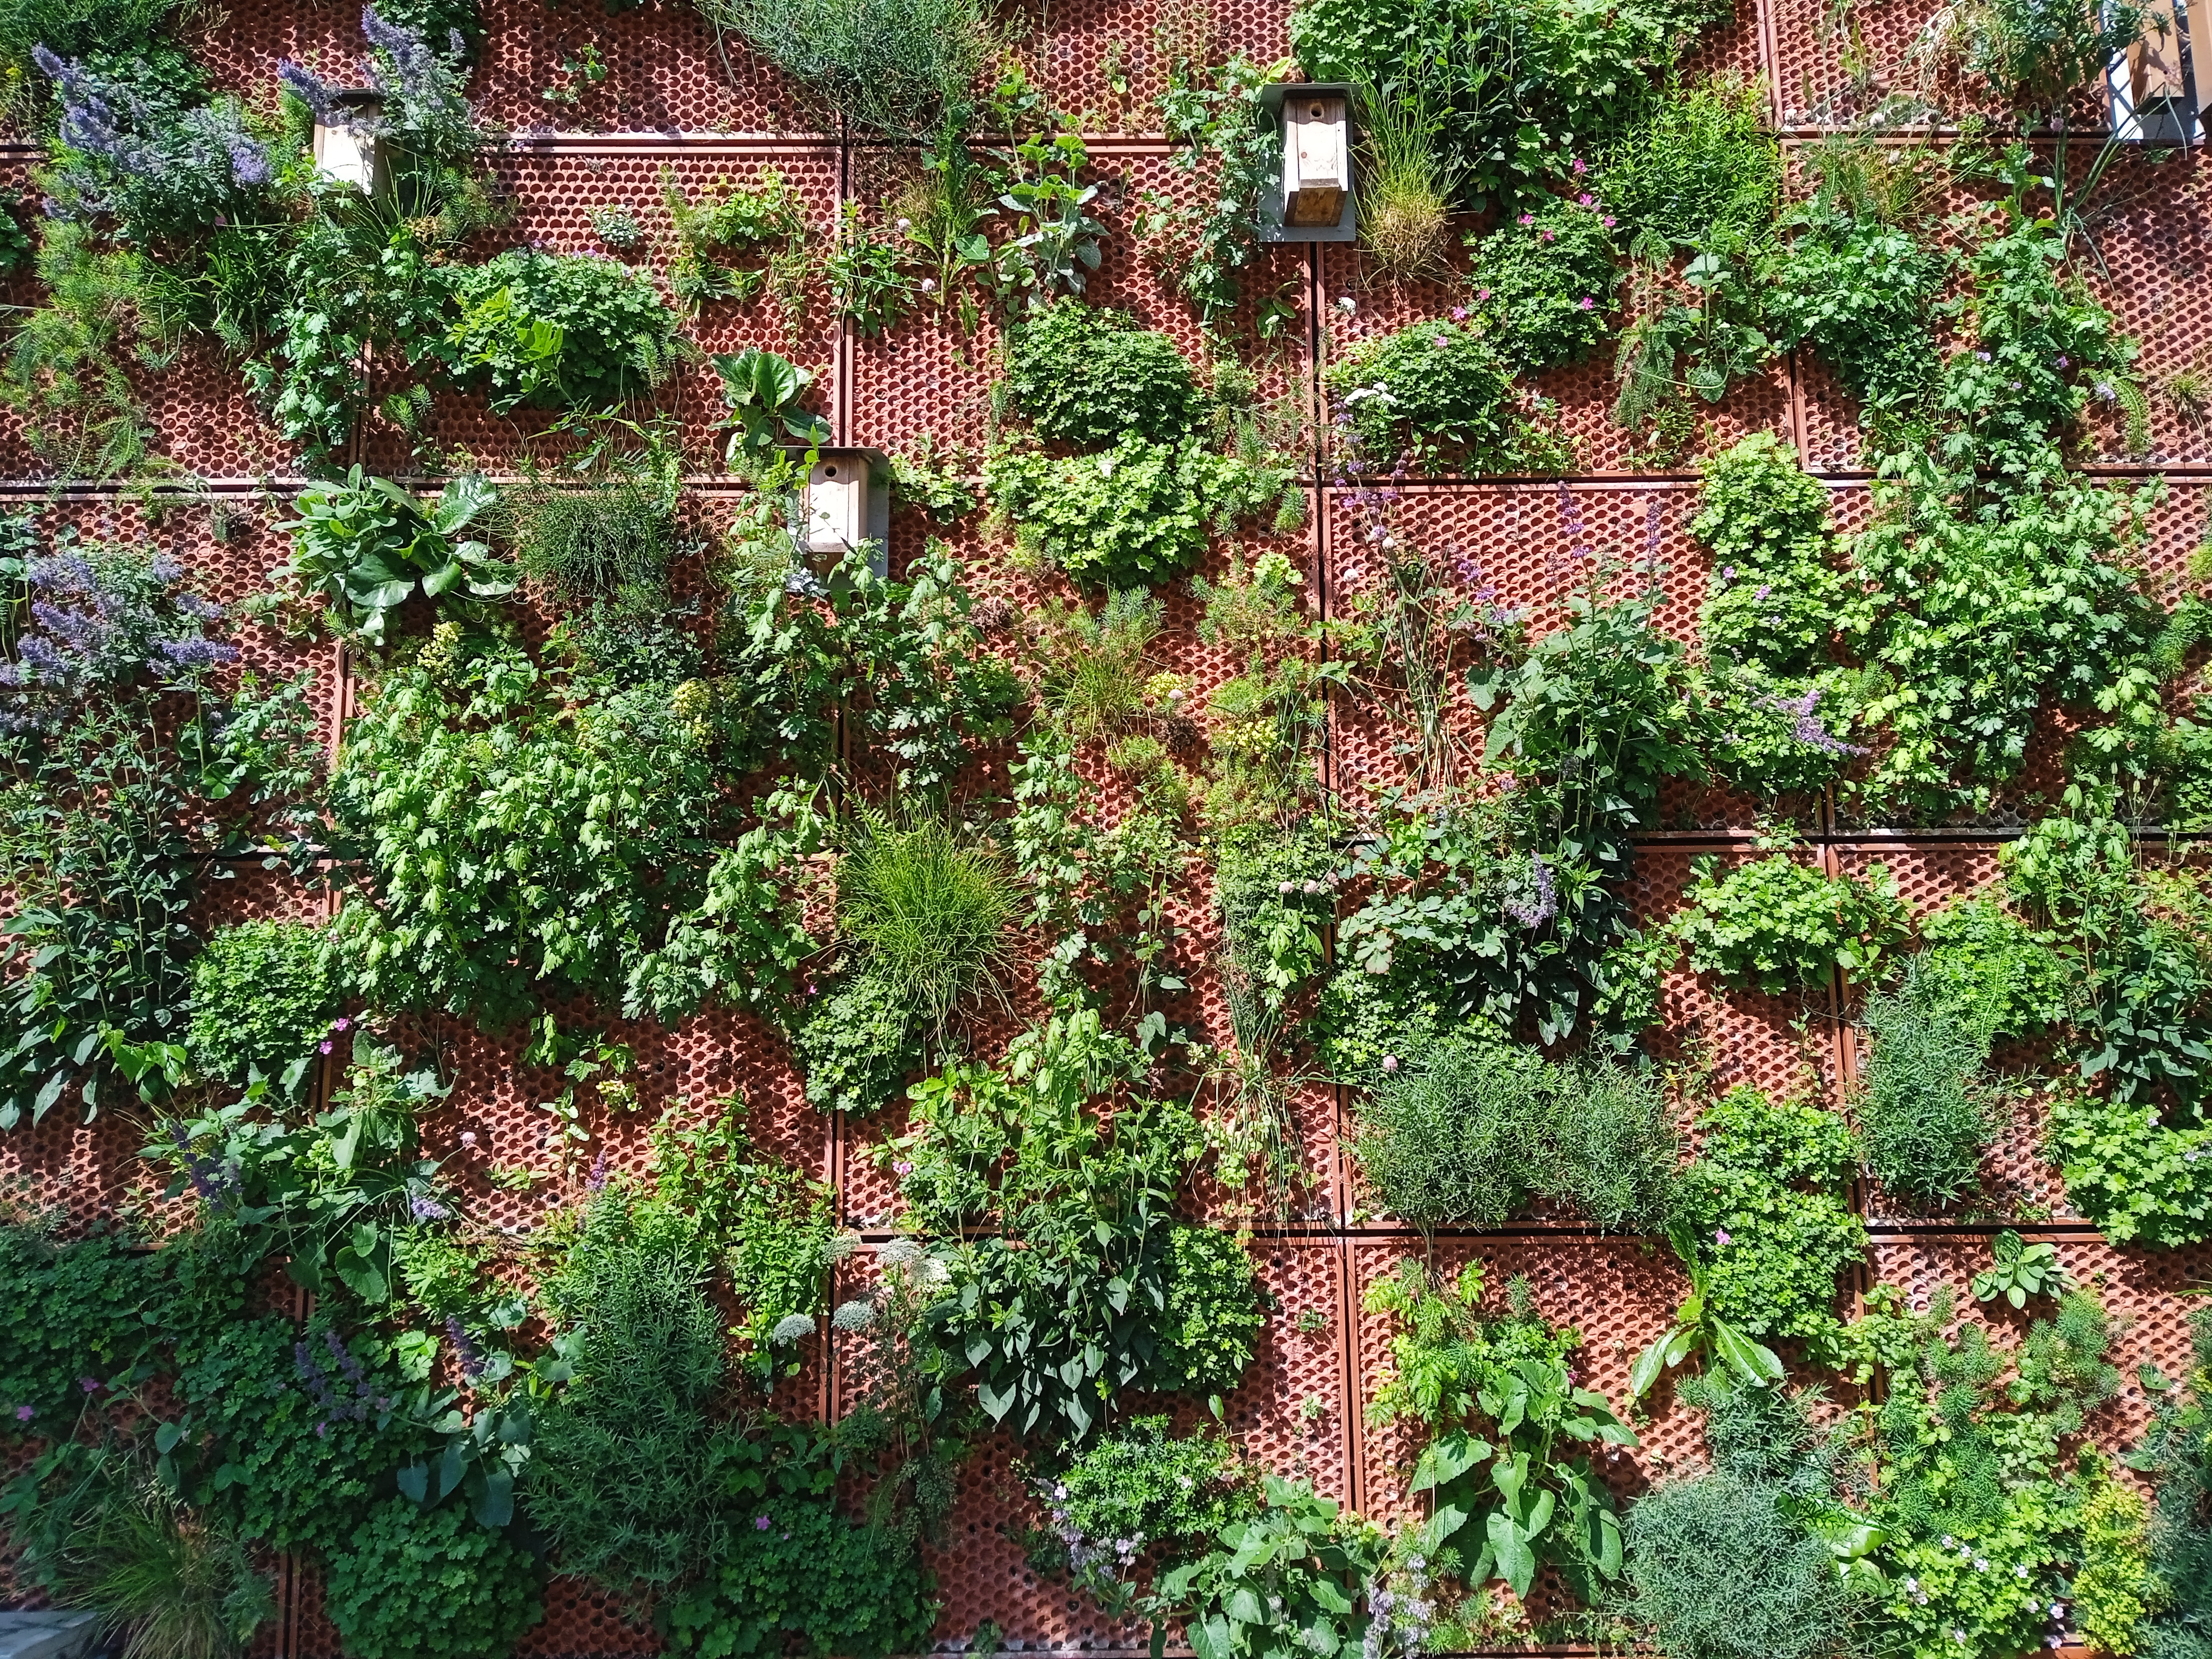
[280,471,513,647]
[1856,957,2004,1211]
[1597,79,1778,258]
[528,1224,751,1593]
[887,1010,1258,1440]
[1860,1288,2119,1659]
[1003,302,1201,446]
[1671,1088,1867,1360]
[324,1497,542,1659]
[1673,852,1907,995]
[186,920,341,1087]
[1144,1476,1386,1659]
[658,1488,940,1659]
[1029,1418,1252,1602]
[1348,1035,1675,1233]
[985,433,1269,590]
[1768,203,1946,426]
[1287,0,1727,210]
[0,1219,244,1436]
[1367,1260,1637,1605]
[697,0,995,136]
[42,1482,274,1659]
[1621,1378,1870,1659]
[327,627,818,1029]
[1323,320,1517,472]
[2077,1479,2159,1659]
[710,348,831,465]
[2134,1305,2212,1658]
[1691,433,1848,677]
[175,1315,428,1559]
[1141,56,1281,329]
[663,170,806,313]
[792,969,920,1117]
[445,252,678,413]
[0,538,324,1130]
[1947,0,2142,116]
[835,812,1020,1035]
[1972,1228,2069,1309]
[1915,894,2073,1040]
[509,475,680,599]
[2045,1083,2212,1249]
[1467,193,1621,373]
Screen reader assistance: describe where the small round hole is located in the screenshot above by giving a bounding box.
[823,464,840,477]
[1309,104,1323,118]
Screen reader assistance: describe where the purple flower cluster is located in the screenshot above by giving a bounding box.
[445,1314,487,1382]
[1503,851,1559,930]
[280,9,477,155]
[1762,685,1866,756]
[294,1328,393,1430]
[1363,1558,1437,1659]
[1033,1479,1142,1588]
[165,1121,242,1208]
[33,47,273,228]
[0,544,237,733]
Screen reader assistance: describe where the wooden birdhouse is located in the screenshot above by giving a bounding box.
[1257,83,1356,243]
[797,448,889,579]
[312,90,388,194]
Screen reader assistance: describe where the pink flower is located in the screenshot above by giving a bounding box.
[1382,1056,1400,1074]
[459,1131,478,1149]
[1715,1228,1733,1247]
[78,1377,98,1394]
[894,1160,914,1176]
[1518,213,1534,225]
[756,1516,772,1530]
[1578,192,1593,206]
[1603,215,1616,227]
[14,1405,32,1421]
[333,1017,351,1032]
[1578,296,1594,310]
[1571,157,1586,174]
[1540,230,1554,242]
[319,1040,333,1054]
[1477,288,1491,300]
[1451,306,1469,320]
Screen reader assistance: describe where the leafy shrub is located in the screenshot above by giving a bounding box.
[280,470,512,647]
[529,1230,752,1592]
[791,970,921,1117]
[1769,206,1946,423]
[445,251,679,413]
[1142,1477,1385,1659]
[1468,194,1622,373]
[1690,432,1847,678]
[1673,852,1907,995]
[2074,1479,2158,1659]
[1671,1088,1866,1360]
[1287,0,1727,208]
[1855,1286,2120,1659]
[177,1317,427,1559]
[0,0,170,118]
[1154,1224,1264,1396]
[886,1011,1259,1440]
[696,0,994,135]
[1855,957,2003,1211]
[1621,1380,1868,1659]
[1364,1260,1636,1605]
[1916,895,2072,1040]
[0,540,323,1129]
[187,921,342,1086]
[1348,1036,1675,1233]
[35,50,274,249]
[1003,303,1201,446]
[325,1498,542,1659]
[2137,1304,2212,1658]
[985,434,1259,590]
[1323,320,1516,471]
[2045,1084,2212,1249]
[0,1220,243,1435]
[1597,78,1778,257]
[658,1494,939,1659]
[327,628,812,1029]
[1028,1418,1251,1599]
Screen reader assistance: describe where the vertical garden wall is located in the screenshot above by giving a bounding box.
[4,0,2212,1655]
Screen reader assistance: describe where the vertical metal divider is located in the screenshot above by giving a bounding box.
[824,121,854,1437]
[1305,237,1367,1516]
